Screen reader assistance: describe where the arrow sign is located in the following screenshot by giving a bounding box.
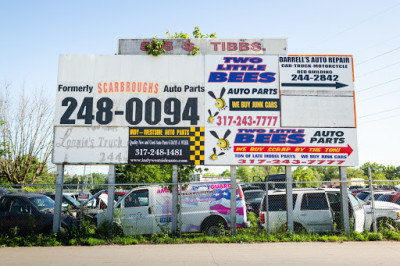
[281,82,348,89]
[234,144,353,156]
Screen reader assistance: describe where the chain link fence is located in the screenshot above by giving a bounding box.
[1,179,400,236]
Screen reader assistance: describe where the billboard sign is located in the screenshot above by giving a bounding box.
[53,40,358,166]
[205,55,280,128]
[204,127,358,166]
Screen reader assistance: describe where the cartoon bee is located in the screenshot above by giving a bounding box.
[208,87,227,110]
[207,109,219,124]
[210,129,231,150]
[209,147,225,161]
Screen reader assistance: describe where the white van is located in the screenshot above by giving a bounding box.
[96,182,250,235]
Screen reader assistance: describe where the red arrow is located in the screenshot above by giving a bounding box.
[234,144,353,156]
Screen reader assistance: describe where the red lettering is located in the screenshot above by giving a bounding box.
[97,83,102,94]
[210,42,220,51]
[239,42,249,51]
[227,42,237,51]
[251,42,262,51]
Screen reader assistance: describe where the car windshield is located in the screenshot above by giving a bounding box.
[31,196,55,211]
[377,194,395,202]
[356,192,369,200]
[244,191,264,201]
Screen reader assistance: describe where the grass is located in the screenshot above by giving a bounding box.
[1,214,400,247]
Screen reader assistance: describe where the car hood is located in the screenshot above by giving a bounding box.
[369,201,400,210]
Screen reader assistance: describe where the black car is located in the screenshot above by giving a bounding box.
[0,193,77,234]
[244,189,265,216]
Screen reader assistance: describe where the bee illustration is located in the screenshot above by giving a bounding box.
[208,87,227,110]
[207,109,219,124]
[210,129,231,150]
[209,147,225,161]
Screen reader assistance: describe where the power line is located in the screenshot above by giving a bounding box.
[357,77,400,93]
[358,114,400,125]
[359,106,400,118]
[356,61,400,78]
[310,3,400,48]
[356,45,400,66]
[357,88,400,102]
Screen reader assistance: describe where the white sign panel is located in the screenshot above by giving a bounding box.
[281,96,356,127]
[204,127,358,166]
[279,55,354,94]
[53,127,129,164]
[205,55,280,128]
[56,55,205,127]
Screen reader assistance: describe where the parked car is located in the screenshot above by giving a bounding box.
[0,188,10,197]
[0,193,76,234]
[244,189,265,216]
[356,190,394,201]
[47,190,106,221]
[376,192,400,205]
[258,188,400,233]
[97,182,250,236]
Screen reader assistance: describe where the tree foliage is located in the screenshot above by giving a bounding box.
[0,85,53,184]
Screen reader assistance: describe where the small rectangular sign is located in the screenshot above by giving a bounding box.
[53,126,129,164]
[204,127,358,166]
[128,127,204,165]
[205,55,280,128]
[279,55,354,94]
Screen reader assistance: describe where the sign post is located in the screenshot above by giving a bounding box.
[52,164,64,233]
[286,166,294,232]
[230,165,237,235]
[106,165,115,235]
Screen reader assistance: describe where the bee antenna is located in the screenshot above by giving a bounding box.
[214,112,219,117]
[208,109,212,116]
[218,152,225,156]
[220,87,226,98]
[213,147,216,154]
[223,129,231,139]
[208,91,217,99]
[210,131,219,139]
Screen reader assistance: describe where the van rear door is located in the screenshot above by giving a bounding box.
[298,192,333,232]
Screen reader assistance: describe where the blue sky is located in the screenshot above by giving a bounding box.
[1,0,399,175]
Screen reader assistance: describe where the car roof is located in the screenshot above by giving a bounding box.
[4,193,49,198]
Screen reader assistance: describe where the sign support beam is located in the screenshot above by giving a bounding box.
[286,166,294,232]
[106,165,116,235]
[340,166,350,234]
[52,164,64,233]
[171,165,178,235]
[230,165,237,236]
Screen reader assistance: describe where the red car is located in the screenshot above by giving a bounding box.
[377,192,400,205]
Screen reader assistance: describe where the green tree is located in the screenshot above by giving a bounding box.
[293,167,321,187]
[219,169,230,177]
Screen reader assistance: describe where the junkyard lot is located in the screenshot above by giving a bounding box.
[1,242,400,265]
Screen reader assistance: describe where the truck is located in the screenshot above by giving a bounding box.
[96,181,250,236]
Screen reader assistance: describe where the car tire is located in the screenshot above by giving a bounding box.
[375,218,396,232]
[294,223,307,234]
[205,224,226,237]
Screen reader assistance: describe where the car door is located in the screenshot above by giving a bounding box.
[298,193,333,232]
[119,189,154,235]
[347,193,365,232]
[4,198,32,234]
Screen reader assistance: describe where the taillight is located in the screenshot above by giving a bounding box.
[260,213,265,224]
[238,188,244,199]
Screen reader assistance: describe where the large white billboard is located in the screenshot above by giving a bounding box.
[53,45,358,166]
